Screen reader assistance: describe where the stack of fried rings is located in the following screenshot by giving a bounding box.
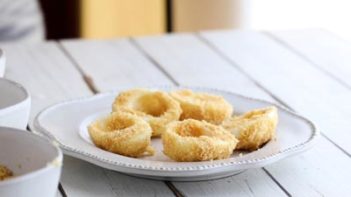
[88,89,278,161]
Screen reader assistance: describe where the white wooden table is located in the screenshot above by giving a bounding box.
[2,29,351,197]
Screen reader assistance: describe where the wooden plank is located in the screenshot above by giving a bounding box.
[1,42,173,197]
[133,34,272,101]
[60,39,173,92]
[1,42,92,124]
[201,30,351,196]
[60,39,175,196]
[62,156,173,197]
[268,29,351,88]
[80,0,165,38]
[267,137,351,196]
[174,169,286,197]
[133,34,287,196]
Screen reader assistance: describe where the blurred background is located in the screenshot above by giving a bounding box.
[2,0,351,42]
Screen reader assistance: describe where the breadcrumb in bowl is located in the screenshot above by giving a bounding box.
[0,165,13,181]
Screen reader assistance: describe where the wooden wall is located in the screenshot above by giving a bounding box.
[80,0,166,38]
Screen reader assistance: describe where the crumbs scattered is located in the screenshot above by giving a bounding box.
[52,141,60,147]
[48,157,62,168]
[0,165,13,181]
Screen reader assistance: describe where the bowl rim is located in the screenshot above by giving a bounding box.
[0,48,5,75]
[0,78,30,114]
[0,127,62,186]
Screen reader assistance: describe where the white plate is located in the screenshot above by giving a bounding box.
[34,86,319,181]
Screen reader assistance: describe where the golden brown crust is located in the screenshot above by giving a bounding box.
[112,89,182,137]
[170,89,233,124]
[162,119,238,161]
[222,106,278,151]
[88,111,154,157]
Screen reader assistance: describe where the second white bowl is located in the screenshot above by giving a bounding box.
[0,127,63,197]
[0,78,31,129]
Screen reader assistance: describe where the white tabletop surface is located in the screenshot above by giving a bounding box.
[1,29,351,197]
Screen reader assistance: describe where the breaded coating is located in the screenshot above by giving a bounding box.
[222,106,278,151]
[88,111,154,157]
[170,89,233,124]
[113,89,182,137]
[162,119,238,161]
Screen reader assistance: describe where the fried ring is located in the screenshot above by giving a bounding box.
[170,89,233,124]
[88,111,154,157]
[222,106,278,151]
[112,89,182,137]
[162,119,238,161]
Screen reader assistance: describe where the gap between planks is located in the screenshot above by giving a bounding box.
[195,33,294,111]
[57,43,99,94]
[257,32,351,158]
[185,33,296,196]
[54,42,92,197]
[264,31,351,158]
[26,124,66,197]
[58,183,68,197]
[263,31,351,91]
[129,38,180,86]
[192,30,351,196]
[56,41,182,197]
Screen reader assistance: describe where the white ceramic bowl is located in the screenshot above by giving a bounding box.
[0,78,31,129]
[0,127,62,197]
[0,49,5,77]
